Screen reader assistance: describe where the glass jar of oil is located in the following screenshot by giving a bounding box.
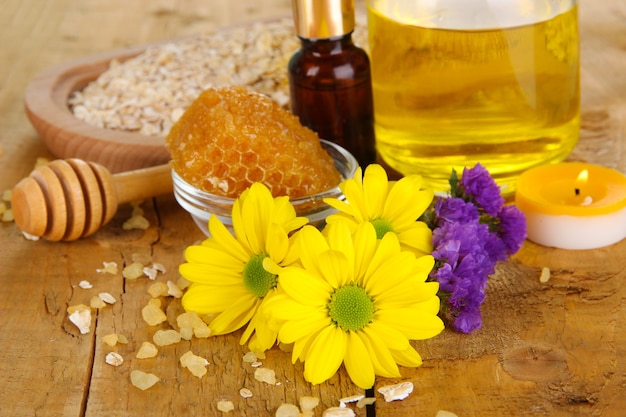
[367,0,580,194]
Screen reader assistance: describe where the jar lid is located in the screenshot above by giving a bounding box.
[291,0,355,39]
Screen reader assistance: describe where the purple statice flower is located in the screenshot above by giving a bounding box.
[453,305,483,334]
[434,197,479,226]
[459,163,504,217]
[496,205,527,255]
[426,163,528,334]
[482,229,507,264]
[430,220,497,333]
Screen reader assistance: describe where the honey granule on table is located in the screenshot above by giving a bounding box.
[165,86,341,198]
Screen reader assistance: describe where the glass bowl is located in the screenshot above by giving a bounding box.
[172,139,358,237]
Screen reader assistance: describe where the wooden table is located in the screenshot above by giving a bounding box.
[1,1,625,416]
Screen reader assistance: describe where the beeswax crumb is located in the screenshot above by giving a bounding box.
[123,262,145,280]
[180,351,209,378]
[142,303,167,326]
[102,333,119,346]
[97,261,118,275]
[123,214,150,230]
[130,370,159,390]
[153,329,181,346]
[217,400,235,412]
[275,403,300,417]
[254,367,276,385]
[299,396,320,411]
[90,296,106,309]
[436,411,459,417]
[322,407,355,417]
[136,341,158,359]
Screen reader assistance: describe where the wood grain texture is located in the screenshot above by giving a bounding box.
[1,0,626,416]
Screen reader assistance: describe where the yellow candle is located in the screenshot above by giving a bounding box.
[515,162,626,249]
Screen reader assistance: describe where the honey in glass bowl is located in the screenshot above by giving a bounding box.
[172,139,358,236]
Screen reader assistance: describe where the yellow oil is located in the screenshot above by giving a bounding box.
[367,4,580,194]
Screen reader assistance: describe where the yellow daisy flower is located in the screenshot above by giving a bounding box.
[268,220,444,389]
[324,164,434,257]
[180,182,308,351]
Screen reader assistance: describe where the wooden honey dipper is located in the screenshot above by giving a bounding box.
[11,159,173,241]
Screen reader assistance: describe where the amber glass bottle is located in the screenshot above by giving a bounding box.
[288,0,376,167]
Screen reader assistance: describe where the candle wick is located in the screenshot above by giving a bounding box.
[581,196,593,206]
[574,188,580,196]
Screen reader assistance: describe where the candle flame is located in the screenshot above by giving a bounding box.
[574,169,589,198]
[573,169,591,203]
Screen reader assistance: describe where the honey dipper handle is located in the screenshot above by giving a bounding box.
[113,164,173,204]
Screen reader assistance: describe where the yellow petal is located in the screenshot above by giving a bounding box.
[231,195,247,248]
[184,245,241,268]
[303,325,346,385]
[297,225,330,276]
[270,195,296,225]
[364,251,415,297]
[324,212,360,232]
[341,181,368,223]
[279,266,332,306]
[411,255,436,282]
[283,216,309,234]
[317,250,350,289]
[209,296,259,335]
[383,176,433,226]
[364,321,409,351]
[278,309,331,344]
[208,215,249,263]
[360,328,401,378]
[262,257,283,276]
[265,223,289,264]
[292,332,317,363]
[182,284,250,314]
[344,331,376,389]
[390,344,423,368]
[241,295,279,350]
[375,280,439,309]
[323,198,358,219]
[412,291,442,315]
[397,224,434,257]
[179,263,242,285]
[362,164,389,219]
[375,307,444,340]
[282,232,304,266]
[324,219,355,277]
[264,293,315,320]
[240,186,269,254]
[272,196,308,233]
[365,230,402,278]
[351,222,378,282]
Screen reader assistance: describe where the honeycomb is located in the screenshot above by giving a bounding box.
[165,86,342,198]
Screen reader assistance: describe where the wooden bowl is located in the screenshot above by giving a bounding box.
[24,42,173,173]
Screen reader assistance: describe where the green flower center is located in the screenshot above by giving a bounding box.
[328,285,375,332]
[243,253,278,298]
[371,218,395,239]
